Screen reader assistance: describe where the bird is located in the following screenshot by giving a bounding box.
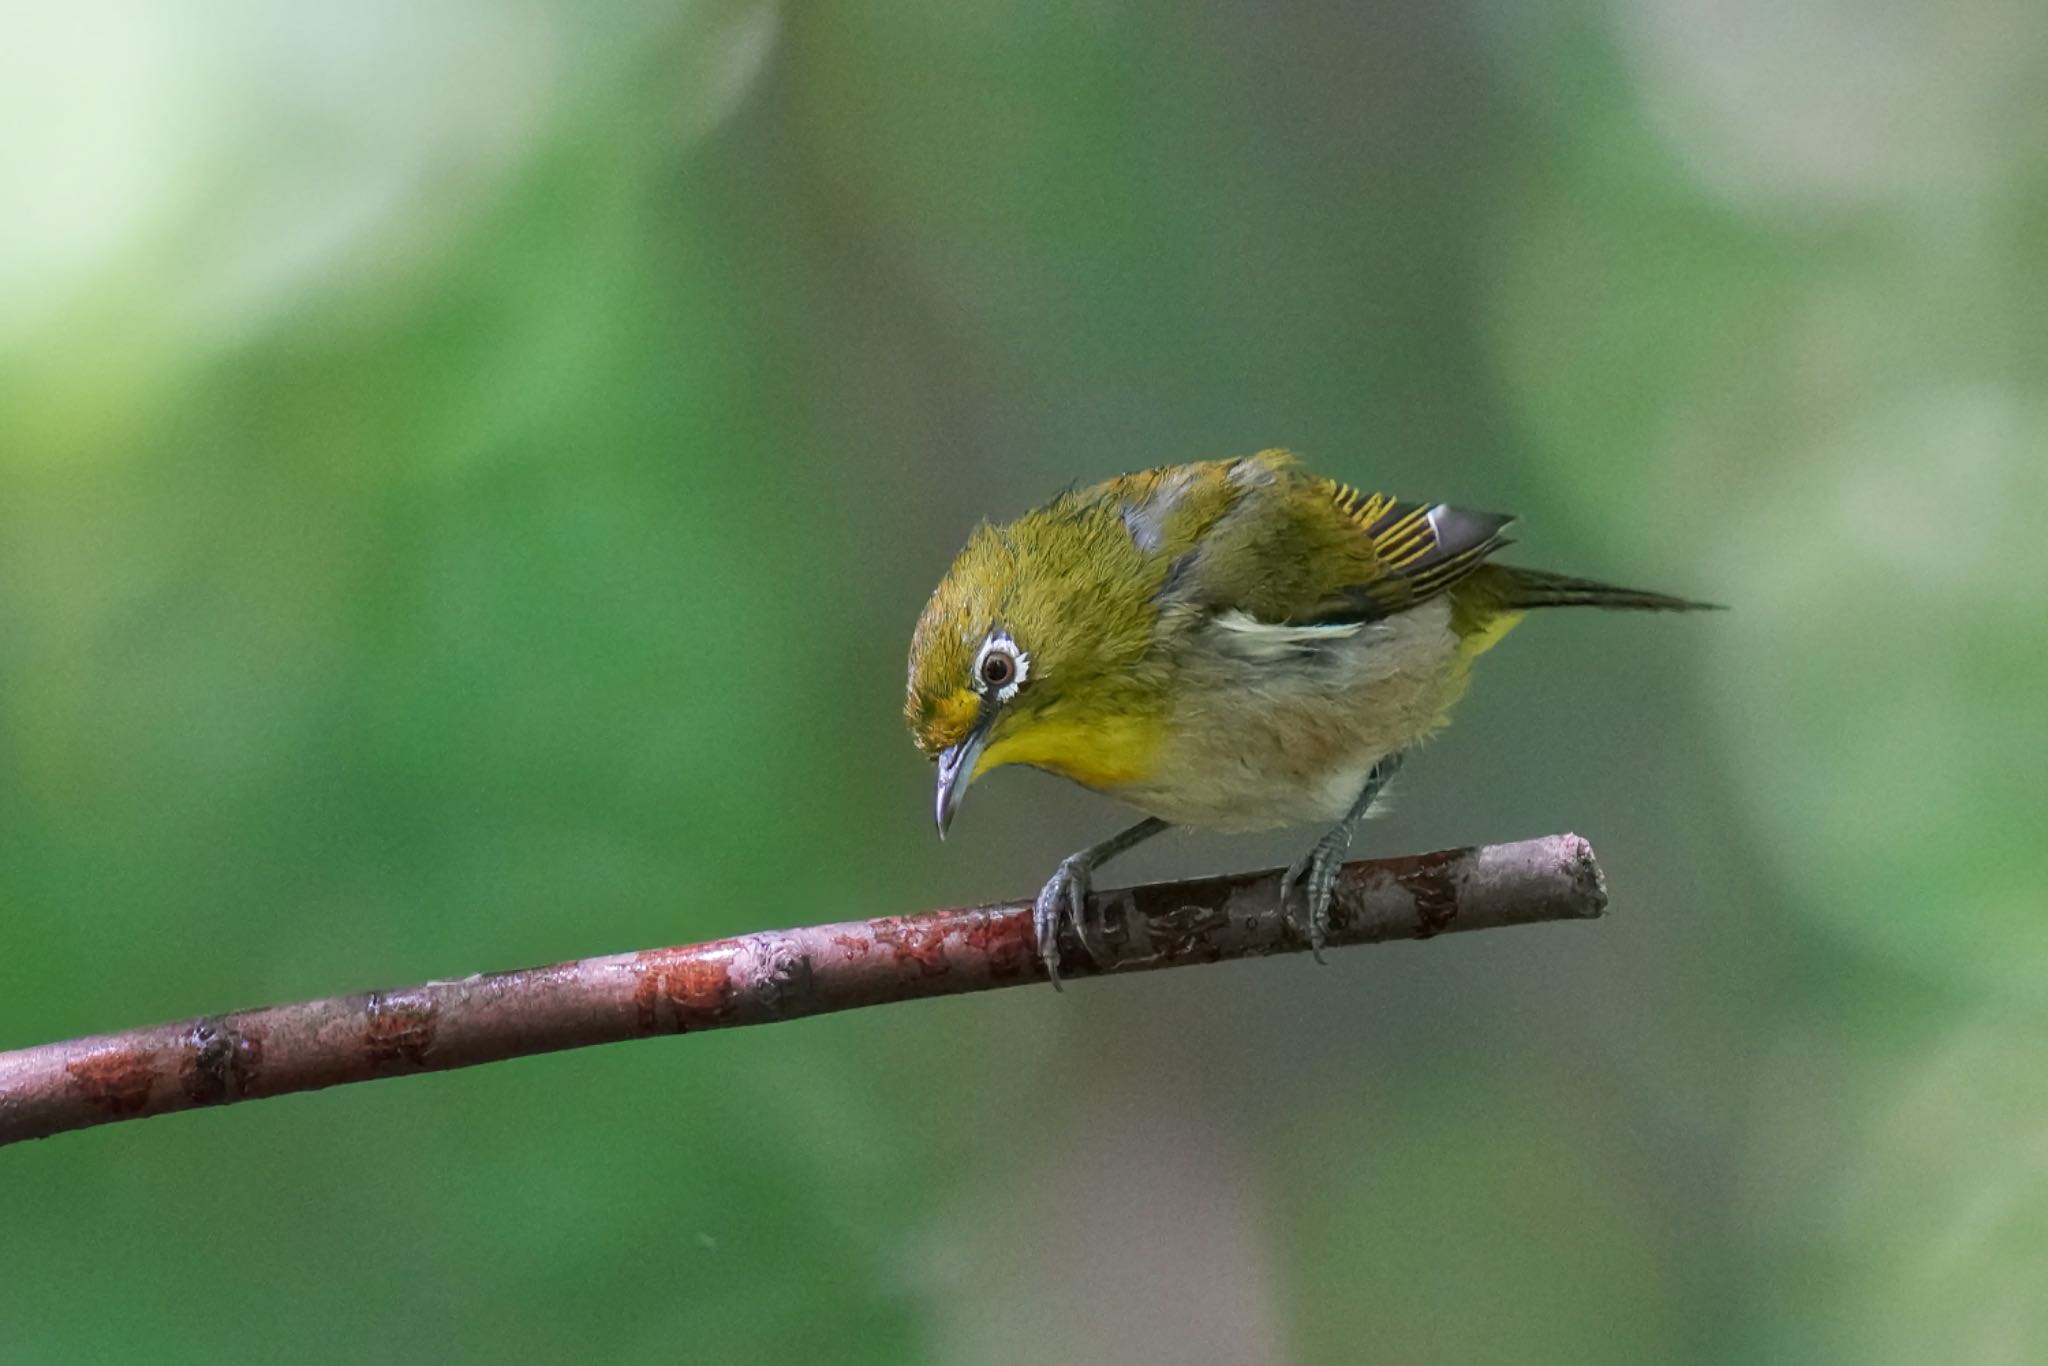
[904,449,1715,986]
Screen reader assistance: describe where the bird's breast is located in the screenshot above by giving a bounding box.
[1108,598,1468,831]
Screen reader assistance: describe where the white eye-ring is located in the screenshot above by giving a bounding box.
[973,631,1030,702]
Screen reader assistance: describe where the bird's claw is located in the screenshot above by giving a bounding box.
[1283,829,1352,964]
[1033,856,1104,990]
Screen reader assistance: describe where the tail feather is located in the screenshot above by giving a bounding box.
[1493,566,1722,614]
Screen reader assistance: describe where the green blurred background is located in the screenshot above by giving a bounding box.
[4,3,2044,1362]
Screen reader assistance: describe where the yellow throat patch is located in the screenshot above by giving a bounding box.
[976,709,1163,792]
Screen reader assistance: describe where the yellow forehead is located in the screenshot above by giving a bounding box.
[909,687,981,755]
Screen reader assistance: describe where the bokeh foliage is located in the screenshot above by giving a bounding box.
[3,3,2044,1362]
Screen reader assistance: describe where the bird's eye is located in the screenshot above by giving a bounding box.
[973,631,1030,698]
[979,650,1016,688]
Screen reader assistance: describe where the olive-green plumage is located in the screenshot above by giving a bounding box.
[906,449,1714,981]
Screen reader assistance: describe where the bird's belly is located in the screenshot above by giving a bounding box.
[1111,600,1465,832]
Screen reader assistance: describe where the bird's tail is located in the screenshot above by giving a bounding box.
[1448,565,1719,663]
[1489,566,1723,614]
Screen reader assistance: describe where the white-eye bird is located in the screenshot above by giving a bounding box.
[905,449,1714,984]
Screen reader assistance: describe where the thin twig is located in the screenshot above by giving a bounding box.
[0,834,1606,1148]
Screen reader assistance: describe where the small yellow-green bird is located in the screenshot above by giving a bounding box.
[905,449,1713,984]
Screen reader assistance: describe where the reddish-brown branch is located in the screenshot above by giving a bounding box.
[0,834,1605,1148]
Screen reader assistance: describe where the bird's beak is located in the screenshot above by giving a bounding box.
[934,716,994,839]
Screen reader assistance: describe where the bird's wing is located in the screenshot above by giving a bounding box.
[1127,452,1516,626]
[1312,480,1516,620]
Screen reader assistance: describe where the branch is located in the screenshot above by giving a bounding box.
[0,834,1605,1148]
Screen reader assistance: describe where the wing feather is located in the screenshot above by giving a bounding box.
[1132,452,1517,628]
[1316,480,1516,619]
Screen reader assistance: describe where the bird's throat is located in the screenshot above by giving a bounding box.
[976,710,1163,792]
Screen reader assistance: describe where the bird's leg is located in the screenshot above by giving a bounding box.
[1283,753,1404,963]
[1034,817,1169,989]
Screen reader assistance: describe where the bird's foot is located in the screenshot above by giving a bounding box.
[1033,855,1107,990]
[1282,825,1355,964]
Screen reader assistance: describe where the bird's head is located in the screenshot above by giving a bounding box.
[905,503,1165,836]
